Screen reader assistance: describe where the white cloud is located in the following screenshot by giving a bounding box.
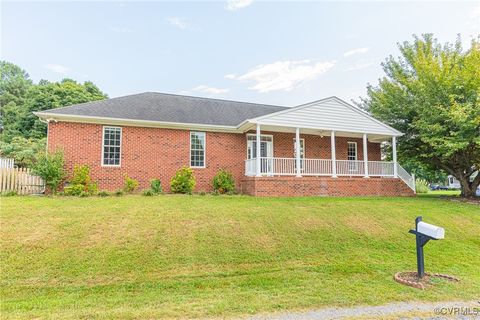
[193,85,229,95]
[166,17,188,29]
[343,47,370,57]
[44,64,69,74]
[226,0,253,11]
[226,59,335,93]
[224,73,237,79]
[346,61,374,71]
[109,26,132,33]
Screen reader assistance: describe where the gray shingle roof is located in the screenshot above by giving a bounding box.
[40,92,288,126]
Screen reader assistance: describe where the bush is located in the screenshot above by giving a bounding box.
[142,189,154,196]
[416,178,429,193]
[212,169,236,194]
[2,191,18,197]
[150,179,162,194]
[32,150,66,194]
[63,165,98,196]
[114,190,124,197]
[98,191,109,197]
[170,167,196,194]
[63,184,84,196]
[199,191,206,196]
[123,174,139,193]
[79,191,90,197]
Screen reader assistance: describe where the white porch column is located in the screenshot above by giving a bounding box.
[331,131,337,178]
[363,133,369,178]
[295,127,301,177]
[256,124,261,177]
[392,136,398,178]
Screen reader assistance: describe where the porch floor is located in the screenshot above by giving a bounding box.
[241,176,415,197]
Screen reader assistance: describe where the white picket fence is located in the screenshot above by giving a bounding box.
[0,167,45,195]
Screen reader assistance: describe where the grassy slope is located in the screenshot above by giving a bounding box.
[1,195,479,319]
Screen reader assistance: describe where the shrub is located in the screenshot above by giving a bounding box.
[416,178,429,194]
[32,150,66,194]
[115,190,124,197]
[212,169,236,194]
[142,189,154,196]
[63,165,98,196]
[150,179,162,194]
[123,174,139,193]
[2,191,18,197]
[170,167,196,194]
[199,191,207,196]
[63,184,84,196]
[98,191,109,197]
[79,191,90,197]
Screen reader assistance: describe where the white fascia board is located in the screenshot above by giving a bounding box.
[34,112,241,133]
[247,96,403,136]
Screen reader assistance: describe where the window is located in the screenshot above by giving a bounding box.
[294,138,305,170]
[293,138,305,159]
[190,131,205,167]
[102,126,121,166]
[247,134,273,159]
[347,142,357,160]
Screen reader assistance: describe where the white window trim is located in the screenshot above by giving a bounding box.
[246,133,274,159]
[190,131,206,168]
[347,141,358,161]
[101,126,122,167]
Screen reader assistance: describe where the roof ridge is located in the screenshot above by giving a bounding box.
[145,92,288,109]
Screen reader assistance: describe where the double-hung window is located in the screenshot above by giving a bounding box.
[347,142,357,161]
[293,138,305,170]
[102,126,121,166]
[347,141,358,172]
[190,131,206,168]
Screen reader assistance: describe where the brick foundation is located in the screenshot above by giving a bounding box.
[241,176,415,197]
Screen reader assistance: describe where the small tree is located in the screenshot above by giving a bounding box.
[32,151,66,194]
[170,167,196,194]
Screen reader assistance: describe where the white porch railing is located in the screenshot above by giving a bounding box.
[245,158,416,192]
[396,163,416,192]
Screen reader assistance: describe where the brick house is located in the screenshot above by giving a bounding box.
[35,93,415,196]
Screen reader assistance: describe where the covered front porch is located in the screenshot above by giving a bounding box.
[237,97,416,196]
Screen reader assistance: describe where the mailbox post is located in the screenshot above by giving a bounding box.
[409,216,445,278]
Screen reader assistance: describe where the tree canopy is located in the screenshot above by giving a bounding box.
[360,35,480,197]
[0,61,108,165]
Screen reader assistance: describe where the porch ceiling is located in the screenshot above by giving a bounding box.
[240,123,393,142]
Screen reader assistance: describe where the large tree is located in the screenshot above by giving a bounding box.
[0,61,108,167]
[0,63,108,142]
[360,35,480,197]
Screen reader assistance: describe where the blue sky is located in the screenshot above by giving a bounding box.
[1,1,479,106]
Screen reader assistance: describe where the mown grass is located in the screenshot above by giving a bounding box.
[1,194,479,319]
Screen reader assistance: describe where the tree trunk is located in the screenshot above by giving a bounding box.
[458,174,480,198]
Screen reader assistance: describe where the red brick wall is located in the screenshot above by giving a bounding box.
[241,177,414,197]
[48,122,384,193]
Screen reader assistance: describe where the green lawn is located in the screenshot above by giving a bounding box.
[1,194,479,319]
